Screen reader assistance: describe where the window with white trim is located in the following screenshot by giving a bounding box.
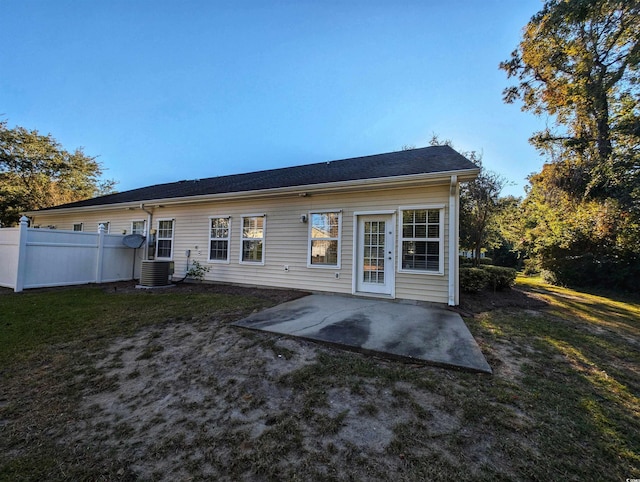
[399,207,443,273]
[156,219,174,259]
[209,216,231,262]
[98,222,110,233]
[131,220,145,235]
[73,223,83,232]
[308,211,341,268]
[241,215,265,263]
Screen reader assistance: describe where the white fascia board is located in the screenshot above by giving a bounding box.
[26,168,480,216]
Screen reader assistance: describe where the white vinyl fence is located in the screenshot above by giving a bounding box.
[0,216,139,292]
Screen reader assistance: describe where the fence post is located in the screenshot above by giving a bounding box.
[96,224,106,284]
[15,216,29,292]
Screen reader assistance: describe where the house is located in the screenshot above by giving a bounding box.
[26,146,479,305]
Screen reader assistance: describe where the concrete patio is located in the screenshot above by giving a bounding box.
[234,294,492,373]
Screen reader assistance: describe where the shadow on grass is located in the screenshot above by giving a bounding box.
[472,277,640,479]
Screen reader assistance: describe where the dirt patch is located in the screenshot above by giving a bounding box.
[0,282,545,480]
[66,317,483,480]
[455,286,548,317]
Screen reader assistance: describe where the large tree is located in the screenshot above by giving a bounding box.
[0,122,116,226]
[501,0,640,290]
[500,0,640,208]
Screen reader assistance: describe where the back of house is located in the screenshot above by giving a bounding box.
[24,146,478,305]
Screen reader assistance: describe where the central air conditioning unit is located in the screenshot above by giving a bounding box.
[140,260,172,287]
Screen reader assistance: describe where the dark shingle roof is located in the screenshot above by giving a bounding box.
[42,146,476,210]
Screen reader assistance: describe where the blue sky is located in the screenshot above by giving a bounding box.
[2,0,548,197]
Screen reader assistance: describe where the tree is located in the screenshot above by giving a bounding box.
[500,0,640,208]
[489,195,526,268]
[459,158,507,266]
[428,135,507,266]
[501,0,640,290]
[520,162,640,289]
[0,121,116,226]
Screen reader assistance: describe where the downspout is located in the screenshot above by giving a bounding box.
[140,203,153,261]
[448,175,458,306]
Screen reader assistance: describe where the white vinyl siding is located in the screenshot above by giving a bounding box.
[398,206,444,274]
[209,216,231,263]
[30,184,453,304]
[240,215,265,264]
[308,211,341,268]
[156,219,174,259]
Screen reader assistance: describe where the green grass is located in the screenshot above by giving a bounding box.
[0,286,264,366]
[466,275,640,480]
[1,279,639,480]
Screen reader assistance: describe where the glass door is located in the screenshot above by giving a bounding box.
[356,215,394,295]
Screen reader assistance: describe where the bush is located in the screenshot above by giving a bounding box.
[540,269,558,285]
[523,258,540,275]
[482,265,517,291]
[478,257,493,265]
[186,260,210,281]
[542,254,640,293]
[460,267,490,293]
[489,244,521,268]
[460,265,517,293]
[459,256,474,267]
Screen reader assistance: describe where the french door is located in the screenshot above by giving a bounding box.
[356,214,395,295]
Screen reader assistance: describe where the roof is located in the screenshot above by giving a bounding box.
[39,146,478,211]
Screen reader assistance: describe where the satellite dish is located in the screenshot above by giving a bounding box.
[123,234,146,248]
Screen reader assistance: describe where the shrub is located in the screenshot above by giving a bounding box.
[459,256,474,267]
[460,267,490,293]
[540,269,558,285]
[482,265,517,291]
[542,254,640,292]
[186,260,210,281]
[523,258,540,275]
[478,257,493,265]
[489,244,521,268]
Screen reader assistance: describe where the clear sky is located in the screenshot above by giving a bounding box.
[2,0,548,197]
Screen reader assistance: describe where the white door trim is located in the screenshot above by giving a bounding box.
[352,212,396,298]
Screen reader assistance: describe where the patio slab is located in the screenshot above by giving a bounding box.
[234,294,492,373]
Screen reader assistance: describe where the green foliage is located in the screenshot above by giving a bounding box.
[459,267,490,293]
[482,265,517,291]
[185,260,211,281]
[501,0,640,206]
[520,163,640,292]
[460,265,516,292]
[501,0,640,291]
[430,135,507,266]
[0,121,116,226]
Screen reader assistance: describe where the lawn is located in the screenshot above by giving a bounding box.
[0,279,638,481]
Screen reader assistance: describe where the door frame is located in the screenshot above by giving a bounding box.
[352,210,396,298]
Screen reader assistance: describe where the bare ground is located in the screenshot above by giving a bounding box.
[2,283,556,480]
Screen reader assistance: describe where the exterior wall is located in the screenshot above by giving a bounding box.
[31,183,453,303]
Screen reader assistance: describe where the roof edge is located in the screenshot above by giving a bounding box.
[26,168,480,216]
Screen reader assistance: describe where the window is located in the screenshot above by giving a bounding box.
[399,207,443,273]
[209,216,231,262]
[73,223,83,232]
[131,220,145,235]
[241,215,265,264]
[308,211,341,268]
[156,219,174,259]
[98,222,110,233]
